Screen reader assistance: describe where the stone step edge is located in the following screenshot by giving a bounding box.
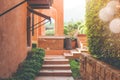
[42,64,70,67]
[40,70,72,73]
[44,59,69,61]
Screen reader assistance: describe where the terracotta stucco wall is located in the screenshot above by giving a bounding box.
[52,0,64,36]
[32,0,64,43]
[40,0,64,36]
[0,0,28,78]
[38,37,64,50]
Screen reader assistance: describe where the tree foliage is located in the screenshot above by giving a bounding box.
[86,0,120,69]
[64,21,86,38]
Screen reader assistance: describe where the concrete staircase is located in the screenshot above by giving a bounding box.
[35,55,74,80]
[64,48,88,59]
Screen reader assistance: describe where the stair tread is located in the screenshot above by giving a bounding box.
[70,50,80,54]
[44,59,69,61]
[40,69,72,73]
[35,76,74,80]
[45,55,65,58]
[81,48,88,52]
[64,53,73,56]
[42,64,70,67]
[45,55,65,57]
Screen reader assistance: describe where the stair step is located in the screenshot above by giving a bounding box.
[81,48,88,52]
[39,69,72,76]
[42,64,71,70]
[43,62,69,64]
[44,58,69,61]
[70,49,80,54]
[64,53,73,56]
[44,59,69,64]
[64,53,73,59]
[45,55,65,59]
[35,76,74,80]
[76,48,81,52]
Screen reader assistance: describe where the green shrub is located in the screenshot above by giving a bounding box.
[32,43,37,48]
[70,59,81,79]
[86,0,120,69]
[32,48,45,56]
[15,68,37,76]
[45,30,55,36]
[64,26,69,35]
[5,48,45,80]
[98,57,120,69]
[15,73,35,80]
[8,78,17,80]
[23,60,42,70]
[64,21,86,37]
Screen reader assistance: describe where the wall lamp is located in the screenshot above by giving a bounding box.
[99,0,120,33]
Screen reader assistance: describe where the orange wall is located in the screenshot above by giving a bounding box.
[43,0,64,36]
[38,37,64,50]
[32,0,64,41]
[32,15,43,44]
[0,0,28,78]
[53,0,64,36]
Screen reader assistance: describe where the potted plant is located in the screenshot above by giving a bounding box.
[64,21,81,49]
[70,36,77,49]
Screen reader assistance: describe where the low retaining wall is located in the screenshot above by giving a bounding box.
[38,36,65,50]
[79,52,120,80]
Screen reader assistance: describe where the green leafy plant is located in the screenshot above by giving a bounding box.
[45,30,55,36]
[86,0,120,69]
[2,48,45,80]
[64,21,86,40]
[70,59,81,79]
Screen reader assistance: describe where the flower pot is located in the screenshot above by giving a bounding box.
[71,40,76,49]
[64,38,72,50]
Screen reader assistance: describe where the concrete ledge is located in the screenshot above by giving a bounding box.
[39,36,65,39]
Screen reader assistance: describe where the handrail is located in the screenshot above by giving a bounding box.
[0,0,27,17]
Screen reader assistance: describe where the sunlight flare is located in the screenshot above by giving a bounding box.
[99,7,115,22]
[109,18,120,33]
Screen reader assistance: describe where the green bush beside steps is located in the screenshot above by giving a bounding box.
[86,0,120,69]
[1,48,45,80]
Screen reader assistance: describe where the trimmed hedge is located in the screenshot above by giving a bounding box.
[2,48,45,80]
[86,0,120,69]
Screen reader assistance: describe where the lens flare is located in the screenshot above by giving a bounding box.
[99,7,115,22]
[109,18,120,33]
